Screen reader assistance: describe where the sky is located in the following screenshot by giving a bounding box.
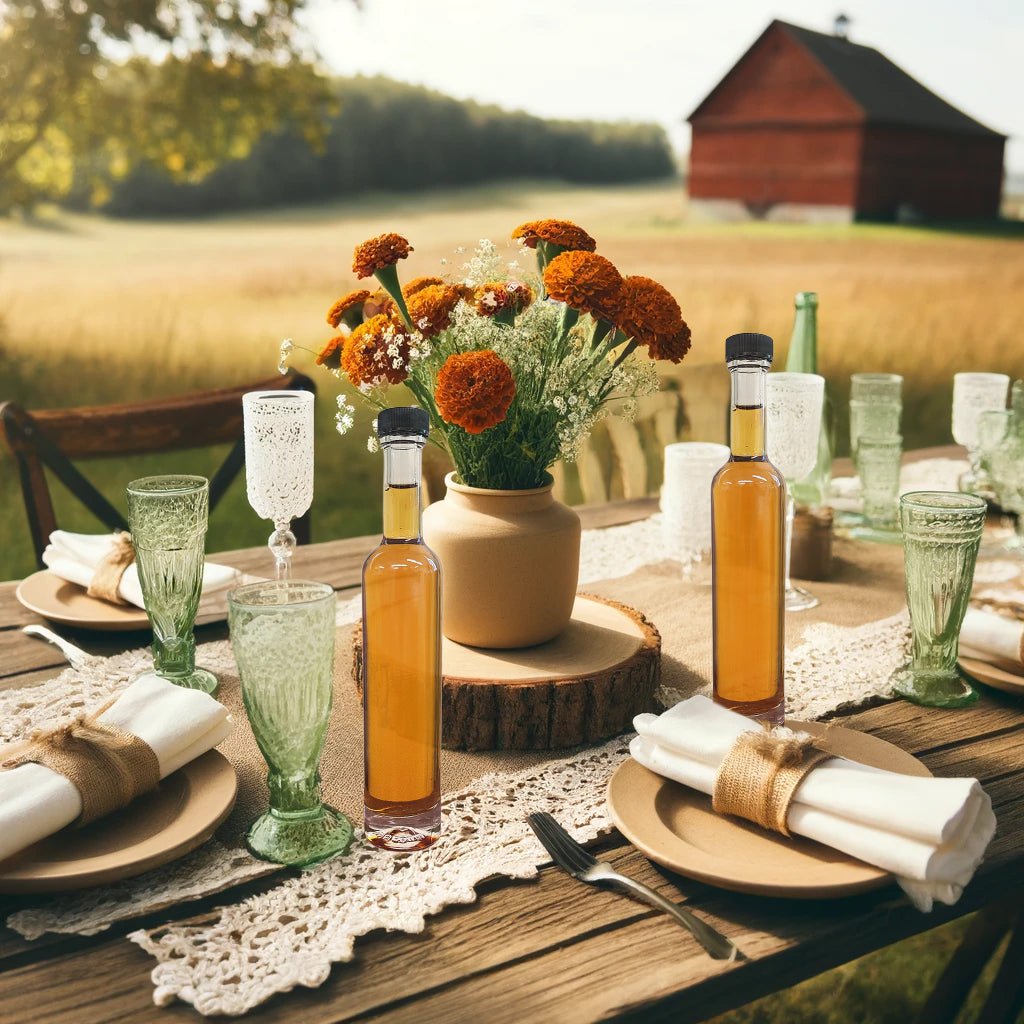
[306,0,1024,175]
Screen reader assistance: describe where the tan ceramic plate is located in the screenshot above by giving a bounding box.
[0,750,237,893]
[16,569,257,632]
[960,655,1024,696]
[607,721,931,899]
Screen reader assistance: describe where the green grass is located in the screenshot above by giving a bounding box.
[710,915,1008,1024]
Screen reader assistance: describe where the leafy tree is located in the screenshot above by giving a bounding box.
[0,0,335,210]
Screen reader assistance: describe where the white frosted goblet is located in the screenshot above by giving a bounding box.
[766,372,825,611]
[243,390,315,579]
[661,442,730,578]
[952,373,1009,495]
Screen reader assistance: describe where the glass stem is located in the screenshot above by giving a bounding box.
[270,520,296,580]
[784,490,796,594]
[267,769,321,816]
[153,633,196,679]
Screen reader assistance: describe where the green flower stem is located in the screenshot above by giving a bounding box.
[374,265,412,327]
[557,304,580,336]
[535,240,554,295]
[612,338,640,369]
[590,318,614,349]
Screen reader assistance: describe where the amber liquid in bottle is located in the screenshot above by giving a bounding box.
[362,435,441,850]
[711,357,786,725]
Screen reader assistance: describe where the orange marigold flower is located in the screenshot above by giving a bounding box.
[473,280,534,317]
[645,322,693,364]
[341,314,411,387]
[316,334,346,370]
[363,288,396,318]
[435,350,516,434]
[326,289,371,329]
[403,275,446,298]
[352,233,414,279]
[616,275,683,340]
[543,250,624,320]
[512,219,596,252]
[406,283,466,337]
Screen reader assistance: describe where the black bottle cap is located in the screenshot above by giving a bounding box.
[376,406,429,439]
[725,332,774,364]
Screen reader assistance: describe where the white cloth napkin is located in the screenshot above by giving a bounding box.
[0,675,232,864]
[960,608,1024,670]
[42,531,240,609]
[630,696,996,911]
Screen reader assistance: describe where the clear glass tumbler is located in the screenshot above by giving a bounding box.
[853,436,903,542]
[952,372,1009,495]
[661,442,730,578]
[127,475,218,695]
[228,579,353,866]
[243,390,315,579]
[765,372,825,611]
[890,491,987,708]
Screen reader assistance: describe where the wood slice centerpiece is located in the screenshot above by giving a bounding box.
[352,594,661,751]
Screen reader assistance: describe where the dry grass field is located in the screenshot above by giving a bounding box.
[1,179,1023,581]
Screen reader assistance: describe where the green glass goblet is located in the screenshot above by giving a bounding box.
[228,579,353,867]
[890,491,987,708]
[127,475,218,695]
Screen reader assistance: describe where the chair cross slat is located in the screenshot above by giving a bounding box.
[2,372,316,567]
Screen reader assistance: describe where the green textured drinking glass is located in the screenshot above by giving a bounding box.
[891,492,987,708]
[852,435,903,543]
[228,579,353,866]
[849,399,901,470]
[989,433,1024,555]
[127,475,218,695]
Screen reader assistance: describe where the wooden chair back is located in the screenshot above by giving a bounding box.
[558,364,731,503]
[1,372,316,566]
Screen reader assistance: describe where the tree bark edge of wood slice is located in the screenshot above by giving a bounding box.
[352,593,661,751]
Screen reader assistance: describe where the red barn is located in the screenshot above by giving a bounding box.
[687,19,1006,221]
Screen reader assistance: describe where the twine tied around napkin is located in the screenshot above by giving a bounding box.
[1,703,160,826]
[712,728,832,836]
[86,531,135,605]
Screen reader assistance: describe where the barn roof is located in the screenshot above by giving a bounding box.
[692,19,1005,138]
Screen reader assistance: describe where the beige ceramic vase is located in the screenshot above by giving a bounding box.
[422,473,581,649]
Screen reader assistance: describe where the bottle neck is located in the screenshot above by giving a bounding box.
[382,439,424,542]
[787,303,818,374]
[729,362,768,460]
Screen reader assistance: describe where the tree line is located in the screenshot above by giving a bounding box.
[86,76,676,218]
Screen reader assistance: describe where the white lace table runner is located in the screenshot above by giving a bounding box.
[6,478,998,1015]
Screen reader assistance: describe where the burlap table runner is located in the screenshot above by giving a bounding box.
[213,535,905,849]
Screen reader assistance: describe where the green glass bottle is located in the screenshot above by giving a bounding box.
[785,291,834,507]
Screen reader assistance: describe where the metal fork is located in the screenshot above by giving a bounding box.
[22,624,95,669]
[527,812,740,961]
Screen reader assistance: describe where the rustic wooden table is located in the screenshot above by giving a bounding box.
[1,447,1022,1023]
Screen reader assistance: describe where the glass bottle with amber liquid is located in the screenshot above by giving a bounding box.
[711,333,786,725]
[362,406,441,850]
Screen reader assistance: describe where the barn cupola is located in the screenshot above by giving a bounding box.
[833,13,850,38]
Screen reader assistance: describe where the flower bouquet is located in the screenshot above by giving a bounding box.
[285,218,692,647]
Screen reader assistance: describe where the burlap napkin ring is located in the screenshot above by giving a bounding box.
[1,703,160,826]
[712,728,832,837]
[86,531,135,605]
